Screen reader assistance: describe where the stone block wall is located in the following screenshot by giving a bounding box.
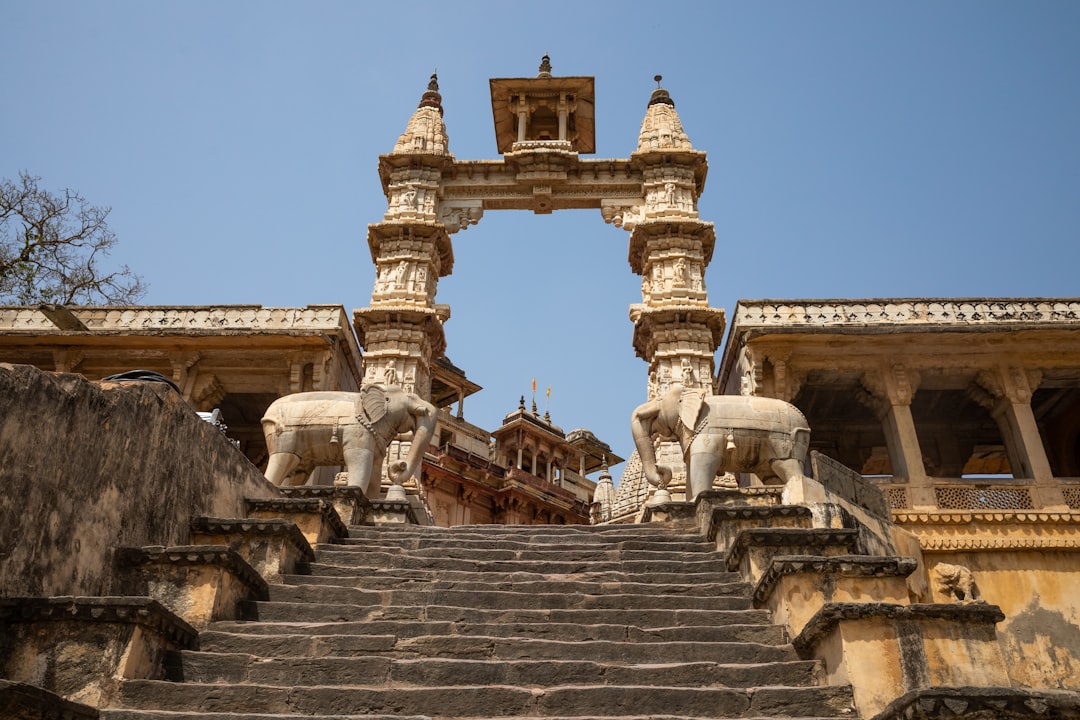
[0,363,277,598]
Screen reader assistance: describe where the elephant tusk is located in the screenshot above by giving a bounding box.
[725,432,736,453]
[330,419,340,445]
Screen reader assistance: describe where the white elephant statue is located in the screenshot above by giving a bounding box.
[260,384,436,497]
[631,385,811,501]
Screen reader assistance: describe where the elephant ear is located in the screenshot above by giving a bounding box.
[678,388,707,433]
[358,384,388,426]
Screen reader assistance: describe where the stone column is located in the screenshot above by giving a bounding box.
[974,367,1065,509]
[861,365,934,508]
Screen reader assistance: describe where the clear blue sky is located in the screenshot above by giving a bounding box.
[3,1,1079,476]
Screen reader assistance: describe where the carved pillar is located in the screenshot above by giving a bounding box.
[973,367,1063,509]
[861,365,933,508]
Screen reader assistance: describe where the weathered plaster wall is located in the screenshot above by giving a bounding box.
[927,551,1080,691]
[0,363,277,598]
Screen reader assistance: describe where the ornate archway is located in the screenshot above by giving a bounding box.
[355,59,726,501]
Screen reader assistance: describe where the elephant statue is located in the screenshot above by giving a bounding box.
[260,384,437,498]
[631,385,811,501]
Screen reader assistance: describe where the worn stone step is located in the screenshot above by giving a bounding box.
[195,631,798,663]
[278,574,749,597]
[303,563,741,585]
[336,537,714,553]
[175,652,821,688]
[241,601,765,627]
[104,714,845,720]
[264,584,751,610]
[316,546,718,564]
[207,619,783,643]
[345,524,706,540]
[309,549,726,574]
[116,681,855,717]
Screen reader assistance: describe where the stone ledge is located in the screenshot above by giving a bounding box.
[0,680,100,720]
[725,527,861,572]
[754,555,918,608]
[189,517,315,583]
[279,485,373,526]
[793,602,1006,656]
[640,500,697,527]
[707,504,814,544]
[116,545,269,598]
[893,510,1080,524]
[0,596,197,648]
[366,499,419,525]
[244,497,349,543]
[0,597,199,707]
[868,686,1080,720]
[115,545,268,629]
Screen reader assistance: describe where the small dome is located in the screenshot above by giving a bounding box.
[391,73,450,156]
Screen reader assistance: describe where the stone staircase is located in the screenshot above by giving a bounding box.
[100,522,856,719]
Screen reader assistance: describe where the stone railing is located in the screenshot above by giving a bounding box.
[876,478,1080,511]
[734,298,1080,329]
[0,305,353,333]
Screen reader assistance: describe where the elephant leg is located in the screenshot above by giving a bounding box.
[366,447,387,501]
[264,452,300,487]
[687,450,723,501]
[342,446,376,494]
[770,457,805,486]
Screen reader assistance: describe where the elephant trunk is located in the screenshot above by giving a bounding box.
[631,404,673,490]
[388,402,437,487]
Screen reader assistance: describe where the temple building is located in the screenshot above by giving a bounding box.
[3,57,1080,718]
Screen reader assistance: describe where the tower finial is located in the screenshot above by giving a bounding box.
[418,70,444,115]
[648,74,674,108]
[538,54,552,78]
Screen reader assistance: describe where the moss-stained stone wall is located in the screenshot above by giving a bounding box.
[926,551,1080,691]
[0,363,277,598]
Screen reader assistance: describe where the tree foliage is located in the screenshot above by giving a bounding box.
[0,172,146,305]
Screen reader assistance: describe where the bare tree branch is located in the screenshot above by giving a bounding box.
[0,172,146,305]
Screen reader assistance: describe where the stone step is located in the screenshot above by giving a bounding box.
[346,524,706,540]
[104,714,846,720]
[240,601,769,627]
[206,619,783,643]
[175,652,821,688]
[303,563,741,585]
[278,574,749,597]
[335,537,714,552]
[264,584,751,610]
[316,546,717,563]
[116,681,856,717]
[195,631,798,663]
[309,548,727,574]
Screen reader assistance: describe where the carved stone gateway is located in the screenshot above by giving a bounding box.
[358,62,726,501]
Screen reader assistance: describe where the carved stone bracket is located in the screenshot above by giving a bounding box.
[862,364,920,408]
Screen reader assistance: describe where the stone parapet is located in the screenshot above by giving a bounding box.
[366,499,419,525]
[725,527,862,582]
[868,686,1080,720]
[705,504,814,551]
[115,545,268,629]
[0,680,100,719]
[279,485,374,526]
[244,497,348,546]
[732,298,1080,331]
[639,500,697,528]
[793,602,1011,718]
[189,517,314,583]
[754,555,919,638]
[0,597,196,708]
[0,304,356,334]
